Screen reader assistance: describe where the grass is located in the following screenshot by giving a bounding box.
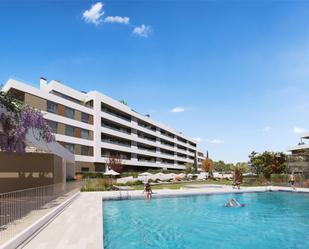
[81,178,234,191]
[80,176,307,192]
[132,179,232,190]
[81,178,110,192]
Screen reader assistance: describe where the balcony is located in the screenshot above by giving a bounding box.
[101,139,131,148]
[101,133,131,148]
[101,103,131,122]
[101,120,131,135]
[287,154,309,173]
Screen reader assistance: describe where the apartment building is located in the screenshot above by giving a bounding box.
[287,133,309,175]
[197,150,205,168]
[2,77,203,172]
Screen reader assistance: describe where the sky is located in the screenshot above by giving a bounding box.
[1,0,309,163]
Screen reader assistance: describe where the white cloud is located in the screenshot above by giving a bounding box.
[133,24,151,37]
[293,127,307,134]
[104,16,130,24]
[193,137,202,142]
[170,107,185,113]
[82,2,104,25]
[261,126,271,132]
[208,139,224,144]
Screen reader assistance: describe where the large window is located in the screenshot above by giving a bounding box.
[65,125,75,137]
[81,129,89,140]
[47,101,57,114]
[65,107,75,119]
[47,120,58,133]
[81,145,89,156]
[81,112,89,123]
[64,143,75,153]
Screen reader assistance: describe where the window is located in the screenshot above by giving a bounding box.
[65,107,75,119]
[81,129,89,139]
[81,167,89,172]
[65,125,75,137]
[47,101,57,114]
[81,112,89,123]
[64,143,75,153]
[47,120,58,133]
[81,145,89,156]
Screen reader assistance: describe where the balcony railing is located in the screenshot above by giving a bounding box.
[102,123,131,135]
[0,181,83,246]
[101,139,131,147]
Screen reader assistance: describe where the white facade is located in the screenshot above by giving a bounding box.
[288,132,309,152]
[2,77,204,171]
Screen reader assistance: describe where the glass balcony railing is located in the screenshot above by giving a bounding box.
[101,139,131,147]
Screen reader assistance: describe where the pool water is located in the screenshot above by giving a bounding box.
[103,192,309,249]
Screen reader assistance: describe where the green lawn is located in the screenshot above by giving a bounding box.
[81,178,269,192]
[135,179,232,190]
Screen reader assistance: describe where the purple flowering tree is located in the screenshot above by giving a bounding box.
[0,91,55,153]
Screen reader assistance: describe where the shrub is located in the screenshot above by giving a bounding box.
[125,180,143,186]
[81,178,110,191]
[76,172,104,179]
[120,172,139,178]
[271,174,288,183]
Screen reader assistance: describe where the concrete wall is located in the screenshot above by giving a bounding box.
[0,152,65,193]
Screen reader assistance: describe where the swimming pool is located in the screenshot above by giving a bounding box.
[103,192,309,249]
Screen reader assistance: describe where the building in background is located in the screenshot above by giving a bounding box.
[2,77,204,172]
[197,150,205,169]
[287,133,309,175]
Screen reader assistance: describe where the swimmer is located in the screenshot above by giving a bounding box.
[225,198,244,207]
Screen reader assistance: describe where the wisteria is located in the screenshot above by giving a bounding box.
[0,92,55,153]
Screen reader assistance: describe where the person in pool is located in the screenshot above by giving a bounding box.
[225,198,244,207]
[143,182,153,200]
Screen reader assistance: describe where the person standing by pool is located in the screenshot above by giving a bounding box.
[143,182,153,200]
[289,173,296,190]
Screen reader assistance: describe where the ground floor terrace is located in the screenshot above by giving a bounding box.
[3,185,309,249]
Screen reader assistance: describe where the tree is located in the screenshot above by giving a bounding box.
[248,151,286,179]
[233,166,243,184]
[106,154,123,173]
[213,160,226,173]
[185,163,195,174]
[232,162,249,173]
[202,158,214,177]
[0,91,55,152]
[213,160,236,173]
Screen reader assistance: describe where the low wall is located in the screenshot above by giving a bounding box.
[0,152,64,193]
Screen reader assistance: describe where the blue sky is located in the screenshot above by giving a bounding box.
[1,0,309,163]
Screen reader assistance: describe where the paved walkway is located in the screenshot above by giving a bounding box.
[21,193,103,249]
[19,185,309,249]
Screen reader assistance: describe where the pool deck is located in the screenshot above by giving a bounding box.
[16,185,309,249]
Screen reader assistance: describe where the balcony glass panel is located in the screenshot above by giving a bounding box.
[46,120,58,133]
[65,107,75,119]
[81,112,90,123]
[81,129,90,140]
[47,101,57,114]
[65,125,75,137]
